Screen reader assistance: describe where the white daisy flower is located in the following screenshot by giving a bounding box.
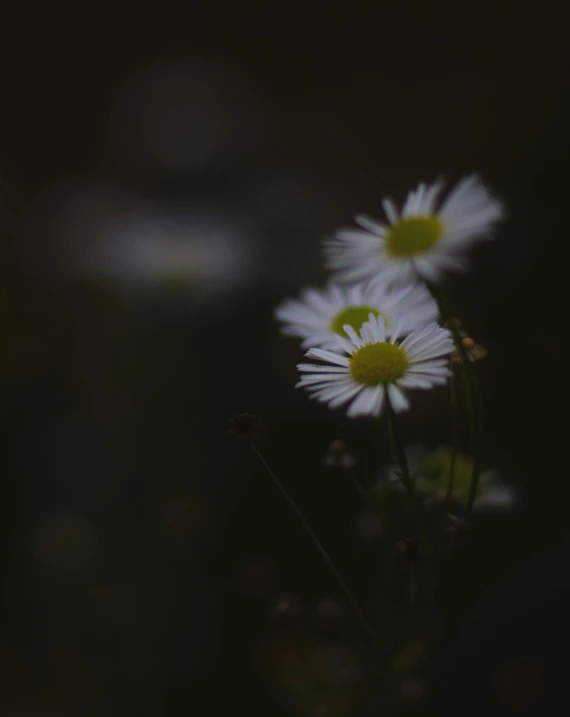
[275,280,439,351]
[296,315,453,417]
[386,446,518,510]
[324,175,505,285]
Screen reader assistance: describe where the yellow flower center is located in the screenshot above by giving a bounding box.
[330,306,388,337]
[419,451,483,499]
[349,343,408,385]
[386,216,443,257]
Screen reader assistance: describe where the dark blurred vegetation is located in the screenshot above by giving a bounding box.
[1,1,569,715]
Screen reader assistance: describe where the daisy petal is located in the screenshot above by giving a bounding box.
[354,214,387,235]
[306,349,350,367]
[387,384,410,412]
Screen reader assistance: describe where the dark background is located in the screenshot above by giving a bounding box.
[1,2,568,715]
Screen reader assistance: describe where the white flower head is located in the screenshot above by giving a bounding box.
[324,175,505,285]
[296,314,453,417]
[275,280,439,351]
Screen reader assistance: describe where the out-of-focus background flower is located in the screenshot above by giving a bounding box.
[1,2,568,715]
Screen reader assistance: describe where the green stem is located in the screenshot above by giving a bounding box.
[446,368,457,505]
[348,471,372,505]
[384,391,414,498]
[425,282,482,515]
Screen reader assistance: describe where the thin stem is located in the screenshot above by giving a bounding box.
[446,367,458,505]
[409,563,417,610]
[384,392,414,498]
[425,282,482,516]
[348,471,372,505]
[465,377,483,514]
[449,324,482,515]
[251,443,378,646]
